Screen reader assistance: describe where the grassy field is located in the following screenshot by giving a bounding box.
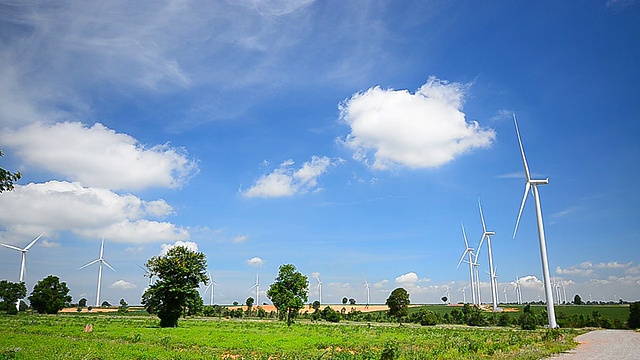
[0,313,581,360]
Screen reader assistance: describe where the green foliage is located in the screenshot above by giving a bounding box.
[349,298,356,305]
[266,263,308,326]
[118,298,128,313]
[0,280,26,314]
[386,287,410,323]
[101,300,112,307]
[312,300,321,311]
[321,306,341,322]
[519,304,538,330]
[342,297,348,304]
[573,294,583,305]
[78,298,87,307]
[629,301,640,329]
[0,149,21,193]
[380,340,399,360]
[142,246,208,327]
[27,275,71,314]
[419,309,438,326]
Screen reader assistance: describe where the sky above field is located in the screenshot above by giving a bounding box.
[1,1,639,307]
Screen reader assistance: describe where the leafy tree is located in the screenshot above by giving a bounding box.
[0,280,27,314]
[419,309,438,326]
[246,297,254,316]
[629,301,640,329]
[573,294,583,305]
[349,298,356,305]
[78,298,87,307]
[266,264,308,326]
[118,298,128,313]
[322,306,341,322]
[0,149,21,193]
[519,304,538,330]
[233,301,239,306]
[441,296,448,304]
[342,297,348,304]
[28,275,72,314]
[101,300,111,307]
[386,287,410,324]
[312,300,321,311]
[142,246,208,327]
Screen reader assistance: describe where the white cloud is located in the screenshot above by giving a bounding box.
[556,266,594,276]
[0,122,199,191]
[594,261,632,269]
[160,240,199,256]
[517,275,544,289]
[0,181,188,243]
[125,246,144,254]
[109,280,137,290]
[40,239,61,248]
[233,235,249,244]
[339,77,496,170]
[242,156,343,198]
[247,257,265,267]
[395,272,430,284]
[374,279,389,288]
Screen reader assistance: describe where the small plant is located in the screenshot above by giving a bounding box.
[380,340,398,360]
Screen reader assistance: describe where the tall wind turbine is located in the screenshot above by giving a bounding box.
[461,287,466,304]
[248,272,260,305]
[315,274,323,304]
[512,115,557,328]
[78,239,115,307]
[364,280,371,307]
[476,199,498,311]
[203,271,217,305]
[513,277,523,305]
[1,233,43,310]
[456,223,477,305]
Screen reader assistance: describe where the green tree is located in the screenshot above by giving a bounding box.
[246,297,254,316]
[342,297,348,304]
[0,280,27,314]
[312,300,321,311]
[386,287,410,324]
[78,298,87,307]
[519,304,538,330]
[118,298,128,313]
[142,246,208,328]
[28,275,72,314]
[266,264,308,326]
[101,300,111,307]
[0,149,21,193]
[629,301,640,329]
[349,298,356,305]
[573,294,583,305]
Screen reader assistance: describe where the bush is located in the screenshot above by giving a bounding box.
[419,310,438,326]
[629,302,640,329]
[519,304,538,330]
[322,306,341,323]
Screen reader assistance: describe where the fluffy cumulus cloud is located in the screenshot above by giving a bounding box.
[160,240,199,255]
[395,272,430,284]
[247,257,265,267]
[109,280,137,290]
[0,122,198,191]
[0,181,188,243]
[339,77,496,169]
[242,156,343,198]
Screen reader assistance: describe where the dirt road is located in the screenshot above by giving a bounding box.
[548,329,640,360]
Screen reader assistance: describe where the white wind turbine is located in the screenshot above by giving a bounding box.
[78,239,115,307]
[1,233,44,310]
[315,274,323,304]
[461,287,466,304]
[138,264,154,286]
[503,287,508,304]
[473,259,482,304]
[513,277,523,305]
[512,115,557,328]
[248,272,260,305]
[443,285,451,304]
[203,271,217,305]
[364,280,371,307]
[476,199,498,311]
[456,223,477,305]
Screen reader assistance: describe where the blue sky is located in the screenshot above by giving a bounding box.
[1,1,639,307]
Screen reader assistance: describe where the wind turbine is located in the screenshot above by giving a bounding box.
[461,287,466,303]
[476,199,498,311]
[315,274,323,304]
[1,233,44,310]
[248,272,260,305]
[512,114,557,328]
[203,271,217,305]
[443,285,450,304]
[364,280,371,307]
[513,277,523,305]
[137,264,154,286]
[456,223,477,305]
[78,239,115,307]
[503,287,508,304]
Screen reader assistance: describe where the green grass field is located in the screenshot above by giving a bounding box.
[0,313,581,360]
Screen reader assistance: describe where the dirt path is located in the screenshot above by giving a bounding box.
[548,329,640,360]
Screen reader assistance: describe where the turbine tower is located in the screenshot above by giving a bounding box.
[512,115,557,328]
[1,233,44,310]
[476,199,498,311]
[315,274,323,304]
[456,223,477,305]
[78,239,115,307]
[364,280,371,307]
[248,272,260,305]
[461,287,466,304]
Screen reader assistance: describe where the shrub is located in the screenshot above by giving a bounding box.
[629,301,640,329]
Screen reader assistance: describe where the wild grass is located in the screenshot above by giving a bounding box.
[0,313,581,359]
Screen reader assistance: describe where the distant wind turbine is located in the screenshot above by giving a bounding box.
[315,274,323,304]
[79,239,115,307]
[364,280,371,307]
[476,199,498,311]
[461,287,466,304]
[1,233,44,310]
[512,114,557,328]
[443,285,450,304]
[248,272,260,305]
[456,223,477,305]
[203,271,217,305]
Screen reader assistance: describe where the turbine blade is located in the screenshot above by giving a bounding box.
[478,199,487,232]
[102,260,116,272]
[24,233,44,251]
[461,223,469,248]
[475,235,486,263]
[78,259,99,270]
[513,114,531,182]
[1,243,23,252]
[456,250,467,269]
[513,182,531,239]
[99,238,105,258]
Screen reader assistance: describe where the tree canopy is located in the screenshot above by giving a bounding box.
[28,275,72,314]
[386,287,410,323]
[0,149,21,193]
[0,280,27,314]
[142,246,208,327]
[266,264,308,326]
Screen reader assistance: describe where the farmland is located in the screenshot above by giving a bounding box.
[0,312,581,359]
